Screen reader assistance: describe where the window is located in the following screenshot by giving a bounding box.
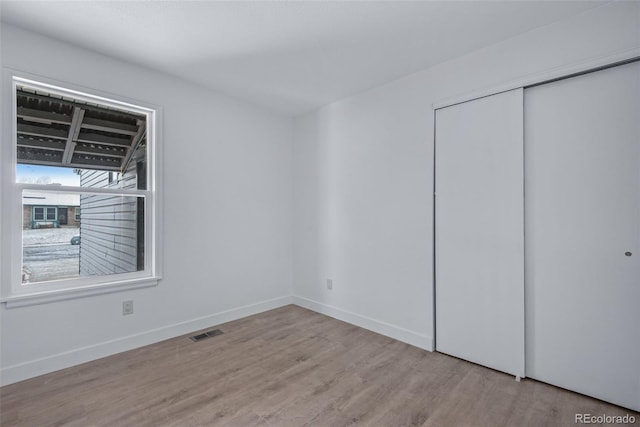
[108,171,120,185]
[46,207,57,221]
[1,75,161,306]
[32,207,56,222]
[33,207,44,221]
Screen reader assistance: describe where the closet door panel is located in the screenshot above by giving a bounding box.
[435,88,524,377]
[525,61,640,411]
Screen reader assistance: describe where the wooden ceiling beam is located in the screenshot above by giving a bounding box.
[18,107,72,125]
[74,145,126,158]
[62,107,85,165]
[16,89,146,171]
[70,155,121,170]
[81,117,138,135]
[121,120,146,173]
[76,131,132,148]
[17,123,68,140]
[17,138,66,151]
[17,157,121,171]
[17,148,63,165]
[17,90,145,121]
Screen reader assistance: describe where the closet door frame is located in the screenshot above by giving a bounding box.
[432,49,640,347]
[432,51,640,409]
[433,50,640,110]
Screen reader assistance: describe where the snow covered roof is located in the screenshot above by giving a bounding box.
[22,192,80,207]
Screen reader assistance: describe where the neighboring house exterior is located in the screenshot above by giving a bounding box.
[22,192,80,229]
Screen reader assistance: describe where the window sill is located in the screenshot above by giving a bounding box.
[1,276,160,308]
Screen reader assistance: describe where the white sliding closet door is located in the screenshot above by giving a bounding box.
[525,62,640,411]
[435,89,524,377]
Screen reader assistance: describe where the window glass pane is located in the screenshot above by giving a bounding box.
[33,207,44,221]
[13,82,153,291]
[46,207,57,220]
[17,164,80,186]
[16,87,147,190]
[22,191,144,284]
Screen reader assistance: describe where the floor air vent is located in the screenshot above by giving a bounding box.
[190,329,224,342]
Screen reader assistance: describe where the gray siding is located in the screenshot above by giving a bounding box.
[79,153,144,277]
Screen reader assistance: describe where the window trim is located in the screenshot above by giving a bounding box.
[32,206,57,222]
[45,207,57,221]
[1,71,163,307]
[33,207,45,221]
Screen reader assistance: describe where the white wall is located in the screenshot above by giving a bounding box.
[0,24,294,384]
[2,1,639,386]
[292,1,640,350]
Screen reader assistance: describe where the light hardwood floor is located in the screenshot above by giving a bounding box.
[1,305,638,426]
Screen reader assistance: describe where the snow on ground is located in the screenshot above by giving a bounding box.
[22,227,80,283]
[23,226,79,246]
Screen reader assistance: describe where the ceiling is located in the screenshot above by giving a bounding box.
[1,1,607,116]
[17,87,146,172]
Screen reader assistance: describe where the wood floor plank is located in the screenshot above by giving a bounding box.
[1,305,638,426]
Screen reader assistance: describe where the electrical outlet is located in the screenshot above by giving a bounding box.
[326,279,333,290]
[123,300,134,316]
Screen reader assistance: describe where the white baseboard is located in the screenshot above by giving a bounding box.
[1,295,433,386]
[292,296,434,351]
[0,295,293,386]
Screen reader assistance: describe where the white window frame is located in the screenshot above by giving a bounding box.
[1,72,163,308]
[32,206,57,223]
[32,207,45,221]
[45,207,57,221]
